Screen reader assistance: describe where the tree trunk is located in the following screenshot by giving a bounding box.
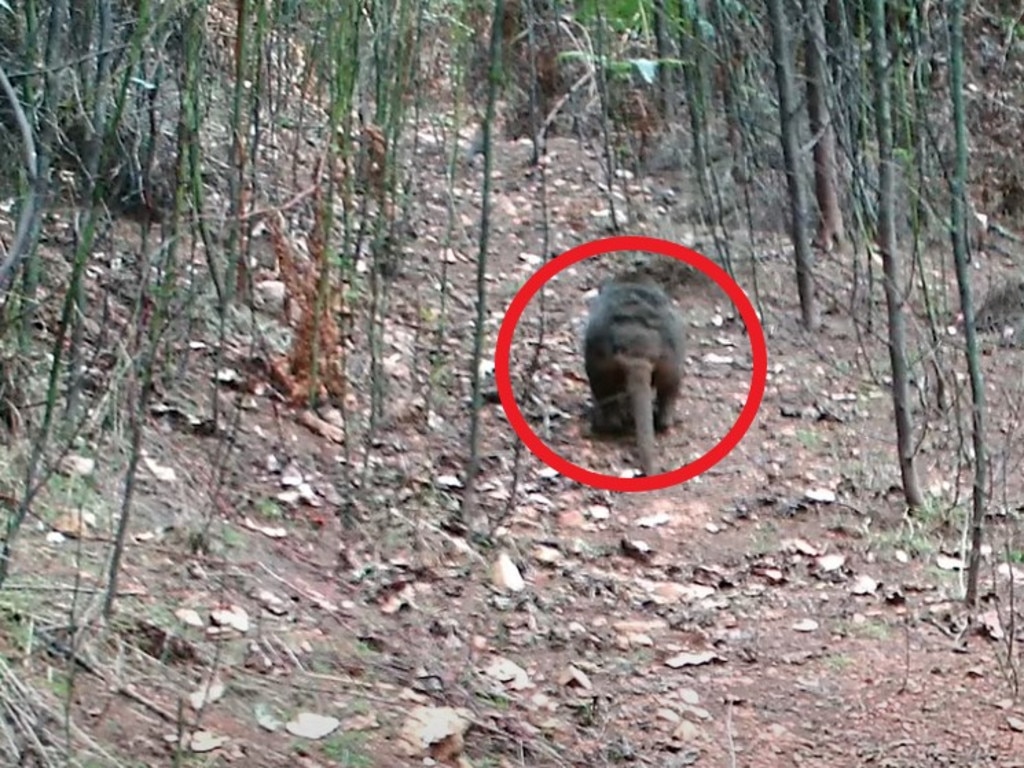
[948,0,987,606]
[869,0,924,510]
[804,0,845,252]
[652,0,675,121]
[767,0,819,330]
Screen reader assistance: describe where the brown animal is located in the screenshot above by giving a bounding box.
[583,279,685,476]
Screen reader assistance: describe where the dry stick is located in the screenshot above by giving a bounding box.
[898,613,911,695]
[537,69,592,143]
[725,698,738,768]
[30,628,179,728]
[1001,539,1019,696]
[255,562,348,606]
[1000,7,1024,67]
[0,664,121,766]
[0,63,41,293]
[386,509,487,565]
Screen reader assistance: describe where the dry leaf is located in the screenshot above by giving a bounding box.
[285,712,340,740]
[533,545,562,565]
[59,455,96,477]
[210,605,250,633]
[484,657,531,691]
[189,678,226,710]
[175,608,204,628]
[436,474,464,489]
[816,553,846,572]
[242,517,288,539]
[664,651,719,668]
[188,731,228,753]
[782,538,820,556]
[978,609,1004,640]
[398,706,472,758]
[52,510,95,539]
[635,512,671,528]
[850,574,878,595]
[143,455,176,482]
[805,487,836,503]
[297,410,345,443]
[558,665,592,691]
[492,552,525,592]
[256,589,288,615]
[255,705,284,732]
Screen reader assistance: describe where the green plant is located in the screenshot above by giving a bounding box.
[320,731,373,767]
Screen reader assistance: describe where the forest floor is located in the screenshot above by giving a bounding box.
[3,126,1024,768]
[6,11,1024,764]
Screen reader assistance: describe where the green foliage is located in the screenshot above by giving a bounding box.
[559,50,685,81]
[254,498,284,520]
[319,731,373,767]
[576,0,650,32]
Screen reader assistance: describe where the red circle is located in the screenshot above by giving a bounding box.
[494,235,768,493]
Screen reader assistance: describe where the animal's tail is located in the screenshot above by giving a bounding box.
[623,357,656,476]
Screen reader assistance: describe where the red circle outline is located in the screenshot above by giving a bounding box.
[494,236,768,493]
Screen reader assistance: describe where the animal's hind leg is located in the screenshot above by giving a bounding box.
[587,362,630,434]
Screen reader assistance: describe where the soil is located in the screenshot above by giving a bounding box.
[6,23,1024,768]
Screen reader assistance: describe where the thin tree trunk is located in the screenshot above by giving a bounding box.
[948,0,987,605]
[804,0,845,252]
[460,0,504,532]
[767,0,819,330]
[869,0,924,510]
[652,0,675,121]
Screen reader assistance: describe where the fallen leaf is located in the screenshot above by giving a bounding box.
[533,545,562,565]
[280,463,303,487]
[484,657,531,691]
[978,609,1005,640]
[143,455,176,482]
[816,553,846,572]
[557,665,592,691]
[340,712,380,731]
[188,731,228,753]
[188,677,226,710]
[59,455,96,477]
[436,474,464,489]
[635,512,671,528]
[175,608,204,628]
[850,574,878,595]
[672,720,703,742]
[52,510,96,539]
[620,538,653,561]
[242,517,287,539]
[492,552,525,592]
[285,712,340,740]
[792,619,819,633]
[209,605,250,633]
[297,410,345,443]
[397,706,472,758]
[805,487,836,503]
[664,651,720,668]
[782,538,820,556]
[256,589,288,615]
[254,705,283,732]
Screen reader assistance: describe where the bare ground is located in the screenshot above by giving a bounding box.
[4,129,1024,768]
